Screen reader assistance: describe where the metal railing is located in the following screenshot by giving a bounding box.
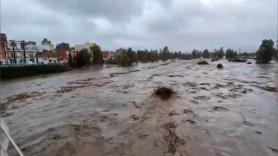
[0,118,24,156]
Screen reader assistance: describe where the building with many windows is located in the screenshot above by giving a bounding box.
[8,40,38,64]
[56,43,70,63]
[40,38,54,52]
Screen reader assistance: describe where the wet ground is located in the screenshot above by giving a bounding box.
[0,59,277,156]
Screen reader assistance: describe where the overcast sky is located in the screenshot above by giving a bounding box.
[0,0,277,52]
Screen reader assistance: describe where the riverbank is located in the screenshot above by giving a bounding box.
[0,64,72,80]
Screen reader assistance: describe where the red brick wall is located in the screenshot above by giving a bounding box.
[0,34,9,61]
[57,48,68,63]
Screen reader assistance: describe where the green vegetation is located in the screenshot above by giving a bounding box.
[192,49,202,59]
[215,47,225,59]
[256,39,274,64]
[197,60,209,65]
[225,49,237,59]
[113,46,194,66]
[274,40,278,61]
[0,64,72,80]
[114,48,136,66]
[137,49,159,62]
[75,49,91,67]
[90,44,104,64]
[202,49,210,58]
[229,58,247,62]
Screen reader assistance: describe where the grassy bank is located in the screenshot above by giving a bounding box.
[0,64,72,80]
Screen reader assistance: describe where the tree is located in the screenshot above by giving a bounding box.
[256,39,274,63]
[114,48,134,66]
[10,41,17,64]
[275,40,278,61]
[225,49,237,59]
[76,49,91,67]
[192,49,201,59]
[20,40,26,64]
[218,47,225,59]
[127,47,136,63]
[160,46,170,61]
[202,49,210,58]
[90,44,103,64]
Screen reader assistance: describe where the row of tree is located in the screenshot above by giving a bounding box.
[73,44,103,67]
[73,39,278,67]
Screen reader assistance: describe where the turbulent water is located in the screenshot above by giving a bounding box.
[0,60,277,156]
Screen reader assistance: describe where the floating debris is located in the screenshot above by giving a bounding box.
[168,75,184,78]
[163,122,185,154]
[255,131,262,134]
[186,119,196,125]
[193,96,210,100]
[268,147,278,153]
[168,111,179,116]
[131,101,143,109]
[154,86,175,100]
[243,120,254,127]
[130,114,140,120]
[212,106,229,111]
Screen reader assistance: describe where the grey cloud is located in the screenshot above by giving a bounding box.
[1,0,276,51]
[37,0,144,22]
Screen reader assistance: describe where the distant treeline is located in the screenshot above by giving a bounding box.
[74,39,277,67]
[0,64,72,80]
[107,47,257,66]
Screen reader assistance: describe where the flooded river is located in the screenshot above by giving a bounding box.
[0,60,277,156]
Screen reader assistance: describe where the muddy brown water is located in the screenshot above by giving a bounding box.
[0,60,277,156]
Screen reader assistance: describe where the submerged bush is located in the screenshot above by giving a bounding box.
[229,58,247,62]
[197,60,209,65]
[217,64,223,69]
[154,86,175,100]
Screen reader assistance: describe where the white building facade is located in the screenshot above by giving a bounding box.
[8,40,38,64]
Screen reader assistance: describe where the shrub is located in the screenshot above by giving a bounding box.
[90,44,103,64]
[154,86,175,100]
[0,64,71,80]
[225,49,237,59]
[217,64,223,69]
[114,48,136,66]
[256,39,274,64]
[229,58,247,62]
[197,60,209,65]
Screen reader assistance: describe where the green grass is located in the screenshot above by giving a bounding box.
[0,64,72,80]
